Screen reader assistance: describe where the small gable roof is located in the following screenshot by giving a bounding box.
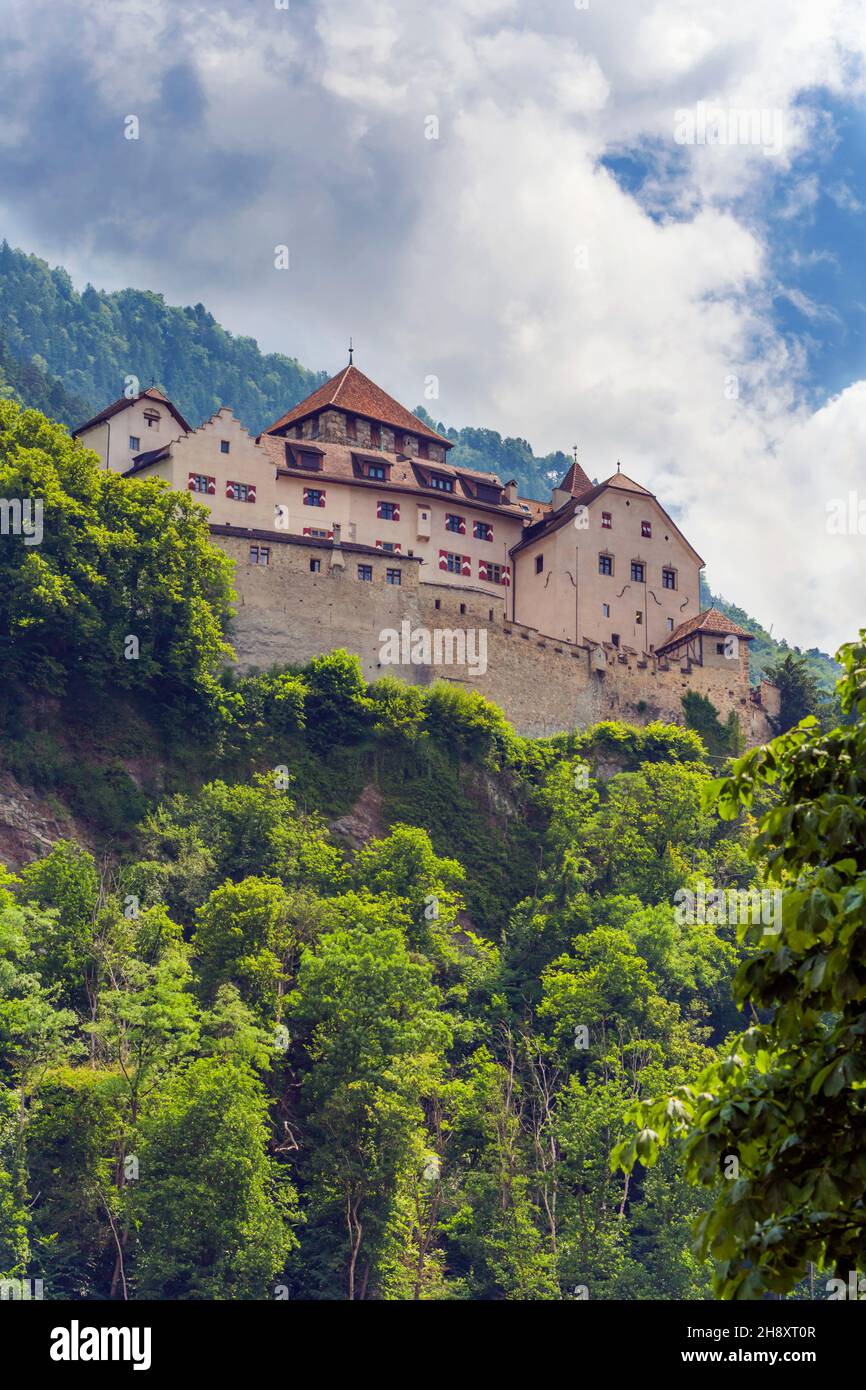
[72,387,193,438]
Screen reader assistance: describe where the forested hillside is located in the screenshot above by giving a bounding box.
[0,241,327,434]
[1,398,863,1301]
[700,575,840,694]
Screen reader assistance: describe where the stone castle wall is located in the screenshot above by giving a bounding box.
[216,531,776,746]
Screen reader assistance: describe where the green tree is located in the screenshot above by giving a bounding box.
[288,917,451,1298]
[765,650,823,732]
[130,1058,297,1299]
[613,633,866,1298]
[0,399,234,706]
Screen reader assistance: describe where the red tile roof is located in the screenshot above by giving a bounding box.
[264,363,451,446]
[656,606,753,654]
[257,434,526,518]
[72,387,193,438]
[557,458,593,496]
[512,470,703,565]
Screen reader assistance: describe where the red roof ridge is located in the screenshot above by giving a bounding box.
[657,606,754,653]
[264,363,451,446]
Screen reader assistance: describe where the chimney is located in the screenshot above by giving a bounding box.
[329,522,345,571]
[505,479,518,503]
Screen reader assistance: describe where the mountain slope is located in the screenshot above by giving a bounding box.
[699,575,839,692]
[0,241,327,434]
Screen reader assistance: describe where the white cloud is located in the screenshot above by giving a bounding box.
[1,0,866,652]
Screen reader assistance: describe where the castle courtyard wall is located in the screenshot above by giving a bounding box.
[216,532,774,745]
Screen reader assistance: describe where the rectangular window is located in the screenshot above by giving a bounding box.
[662,568,677,590]
[716,641,726,655]
[221,440,230,454]
[380,541,399,554]
[611,633,620,648]
[602,602,610,618]
[641,519,651,537]
[473,520,493,541]
[303,488,326,507]
[601,511,612,529]
[488,562,504,584]
[191,473,213,494]
[306,527,330,539]
[535,554,544,574]
[667,617,674,631]
[249,545,270,565]
[228,481,251,502]
[310,558,321,573]
[129,435,140,451]
[430,474,454,492]
[357,564,373,581]
[144,411,160,429]
[378,501,398,521]
[635,610,643,625]
[393,432,403,454]
[631,561,645,583]
[599,553,613,576]
[370,423,381,447]
[346,415,357,441]
[418,440,429,460]
[445,513,465,533]
[386,568,401,585]
[367,463,386,480]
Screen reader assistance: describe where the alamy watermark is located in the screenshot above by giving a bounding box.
[0,498,42,545]
[674,882,782,935]
[827,492,866,535]
[674,102,784,157]
[379,620,488,677]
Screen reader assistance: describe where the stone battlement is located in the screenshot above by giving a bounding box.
[215,529,778,746]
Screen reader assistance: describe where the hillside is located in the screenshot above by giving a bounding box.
[0,396,861,1302]
[0,240,327,433]
[699,575,840,692]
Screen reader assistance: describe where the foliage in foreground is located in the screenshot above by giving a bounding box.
[614,632,866,1299]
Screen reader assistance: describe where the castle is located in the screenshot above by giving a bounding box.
[72,362,779,744]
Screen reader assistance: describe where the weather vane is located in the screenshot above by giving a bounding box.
[348,336,354,364]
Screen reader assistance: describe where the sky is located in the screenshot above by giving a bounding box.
[0,0,865,654]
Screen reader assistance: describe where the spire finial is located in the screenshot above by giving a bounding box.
[348,336,354,365]
[616,459,621,472]
[572,443,578,465]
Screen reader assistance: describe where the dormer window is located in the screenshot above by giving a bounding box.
[429,474,454,492]
[476,483,502,504]
[366,462,387,480]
